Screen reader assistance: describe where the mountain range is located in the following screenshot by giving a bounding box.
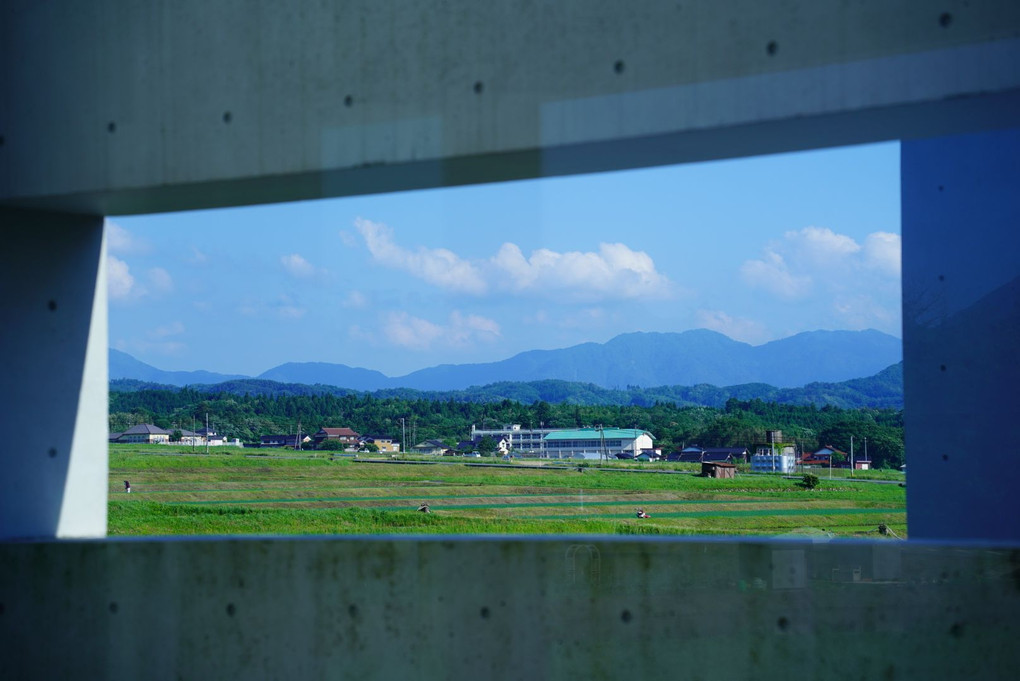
[110,328,902,391]
[111,361,904,410]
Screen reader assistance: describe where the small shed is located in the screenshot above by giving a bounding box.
[701,462,737,479]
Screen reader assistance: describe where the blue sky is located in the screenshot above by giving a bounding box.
[109,141,901,377]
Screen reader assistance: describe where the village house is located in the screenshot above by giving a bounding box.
[667,446,749,463]
[313,427,361,448]
[362,435,399,453]
[802,446,871,469]
[260,434,312,448]
[111,424,171,444]
[412,439,447,455]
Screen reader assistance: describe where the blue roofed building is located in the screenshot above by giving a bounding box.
[542,428,654,460]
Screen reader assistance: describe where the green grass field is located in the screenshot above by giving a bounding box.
[108,445,907,538]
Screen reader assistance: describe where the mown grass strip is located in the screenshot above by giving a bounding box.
[107,501,906,538]
[529,507,904,520]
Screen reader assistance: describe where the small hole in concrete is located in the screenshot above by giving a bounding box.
[942,454,949,461]
[473,81,484,94]
[348,604,359,617]
[109,602,118,614]
[620,610,632,623]
[949,621,963,637]
[226,603,236,616]
[766,41,778,56]
[480,606,490,619]
[939,13,952,28]
[344,95,354,107]
[777,616,790,631]
[938,274,945,282]
[938,185,944,191]
[614,60,625,74]
[107,122,116,133]
[223,111,233,123]
[940,364,947,372]
[0,135,5,147]
[48,448,57,458]
[48,300,57,311]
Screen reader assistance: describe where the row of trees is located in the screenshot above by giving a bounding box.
[110,390,905,468]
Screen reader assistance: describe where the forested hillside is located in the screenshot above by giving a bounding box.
[110,389,904,469]
[110,361,903,409]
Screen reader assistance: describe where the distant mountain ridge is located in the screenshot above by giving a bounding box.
[109,362,904,410]
[110,328,902,391]
[110,349,247,386]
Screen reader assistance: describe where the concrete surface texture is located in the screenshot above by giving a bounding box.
[1,537,1018,680]
[1,2,1019,677]
[2,1,1020,215]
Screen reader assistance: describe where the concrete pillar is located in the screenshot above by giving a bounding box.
[0,209,107,538]
[902,127,1020,541]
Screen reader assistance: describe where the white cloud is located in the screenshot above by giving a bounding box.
[740,248,811,299]
[355,218,487,295]
[280,253,317,279]
[492,242,672,300]
[105,220,150,255]
[382,312,445,350]
[148,267,174,293]
[338,230,358,248]
[189,247,209,265]
[381,310,501,350]
[695,310,771,344]
[742,226,900,300]
[107,257,171,303]
[353,217,674,301]
[342,290,368,309]
[449,310,501,342]
[786,226,860,262]
[863,232,901,276]
[107,255,137,301]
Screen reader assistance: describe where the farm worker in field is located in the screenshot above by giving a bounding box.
[636,508,649,518]
[124,480,131,493]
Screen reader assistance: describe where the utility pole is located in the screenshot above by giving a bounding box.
[770,430,776,473]
[597,425,606,466]
[850,435,855,478]
[401,417,406,455]
[205,412,209,455]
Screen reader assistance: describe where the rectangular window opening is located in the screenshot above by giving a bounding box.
[106,141,904,539]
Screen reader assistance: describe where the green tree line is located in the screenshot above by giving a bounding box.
[110,389,905,468]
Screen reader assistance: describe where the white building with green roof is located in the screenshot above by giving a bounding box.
[542,428,654,460]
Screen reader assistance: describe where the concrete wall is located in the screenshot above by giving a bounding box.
[2,1,1020,677]
[3,1,1020,215]
[902,127,1020,540]
[0,210,108,539]
[2,537,1019,680]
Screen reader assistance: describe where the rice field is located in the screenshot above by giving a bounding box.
[108,445,907,538]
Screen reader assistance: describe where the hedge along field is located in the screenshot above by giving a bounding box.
[108,446,907,538]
